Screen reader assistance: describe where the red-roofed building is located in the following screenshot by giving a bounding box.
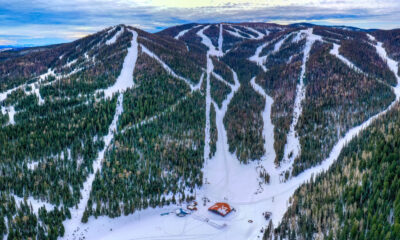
[208,202,232,217]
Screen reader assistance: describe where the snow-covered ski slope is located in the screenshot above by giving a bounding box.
[31,25,398,240]
[248,33,292,72]
[280,28,322,172]
[63,28,139,239]
[101,29,138,98]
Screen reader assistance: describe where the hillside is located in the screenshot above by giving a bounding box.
[0,23,399,240]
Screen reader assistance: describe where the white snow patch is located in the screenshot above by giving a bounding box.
[1,106,15,125]
[250,77,276,166]
[369,34,400,98]
[13,195,55,213]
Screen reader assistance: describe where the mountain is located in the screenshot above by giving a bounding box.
[0,22,399,240]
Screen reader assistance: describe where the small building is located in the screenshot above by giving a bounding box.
[208,202,233,217]
[175,208,190,217]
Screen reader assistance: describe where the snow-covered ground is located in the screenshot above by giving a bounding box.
[101,29,138,98]
[250,77,277,178]
[1,106,15,125]
[197,25,223,57]
[13,195,55,213]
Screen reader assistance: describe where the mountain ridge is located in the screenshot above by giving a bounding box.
[0,22,400,240]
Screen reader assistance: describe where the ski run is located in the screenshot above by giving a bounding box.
[101,28,138,98]
[63,29,139,239]
[3,25,400,240]
[106,27,124,45]
[248,33,292,72]
[280,28,322,173]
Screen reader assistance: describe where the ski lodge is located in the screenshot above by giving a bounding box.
[208,202,233,217]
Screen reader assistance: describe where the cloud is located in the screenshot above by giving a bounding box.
[0,0,399,46]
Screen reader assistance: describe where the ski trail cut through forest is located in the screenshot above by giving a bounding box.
[174,25,201,40]
[106,27,124,45]
[63,29,139,240]
[140,44,203,92]
[250,77,277,178]
[329,43,364,73]
[64,93,125,239]
[248,33,292,72]
[280,28,322,172]
[102,29,138,99]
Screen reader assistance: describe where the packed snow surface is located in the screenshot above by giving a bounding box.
[102,29,138,98]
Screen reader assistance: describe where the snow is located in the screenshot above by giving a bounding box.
[218,24,223,52]
[196,24,226,162]
[13,195,55,213]
[65,58,78,68]
[63,93,125,239]
[101,29,138,99]
[106,28,124,45]
[212,72,233,88]
[225,25,264,40]
[63,29,140,239]
[1,106,15,125]
[250,77,276,168]
[280,28,322,172]
[174,25,201,40]
[197,25,223,57]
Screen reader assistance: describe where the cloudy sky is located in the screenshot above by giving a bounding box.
[1,0,400,46]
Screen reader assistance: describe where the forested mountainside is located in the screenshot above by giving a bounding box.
[0,22,399,240]
[270,103,400,240]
